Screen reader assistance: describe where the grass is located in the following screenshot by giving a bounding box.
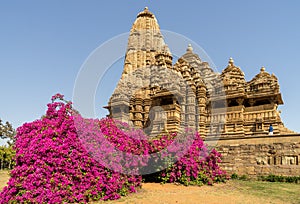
[1,170,299,204]
[233,180,300,204]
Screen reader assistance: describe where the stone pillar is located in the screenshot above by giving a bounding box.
[186,87,196,129]
[196,85,207,135]
[134,98,143,128]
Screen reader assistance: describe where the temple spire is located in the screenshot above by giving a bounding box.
[123,7,171,75]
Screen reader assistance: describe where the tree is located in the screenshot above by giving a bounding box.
[0,146,15,170]
[0,119,16,146]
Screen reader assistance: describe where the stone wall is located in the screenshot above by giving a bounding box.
[206,134,300,177]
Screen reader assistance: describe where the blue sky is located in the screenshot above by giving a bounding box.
[0,1,299,145]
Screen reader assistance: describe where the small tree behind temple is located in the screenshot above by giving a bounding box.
[0,119,16,146]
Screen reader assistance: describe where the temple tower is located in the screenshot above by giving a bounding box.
[123,7,171,76]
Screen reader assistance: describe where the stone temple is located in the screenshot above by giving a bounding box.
[105,7,300,176]
[106,7,294,137]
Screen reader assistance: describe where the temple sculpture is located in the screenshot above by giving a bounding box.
[105,7,295,138]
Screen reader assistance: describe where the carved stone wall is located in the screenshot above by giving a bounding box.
[207,135,300,176]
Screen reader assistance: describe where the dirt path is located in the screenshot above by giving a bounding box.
[0,171,9,191]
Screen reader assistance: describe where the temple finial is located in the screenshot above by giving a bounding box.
[187,44,193,52]
[144,6,148,11]
[261,66,265,72]
[229,57,234,66]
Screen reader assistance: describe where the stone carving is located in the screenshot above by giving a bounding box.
[282,156,299,165]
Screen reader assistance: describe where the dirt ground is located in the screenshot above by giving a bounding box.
[98,181,285,204]
[0,171,9,191]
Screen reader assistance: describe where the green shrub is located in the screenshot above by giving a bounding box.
[239,175,248,181]
[259,174,300,183]
[231,173,238,180]
[230,173,248,181]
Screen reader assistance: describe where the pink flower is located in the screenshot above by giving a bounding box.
[51,93,64,102]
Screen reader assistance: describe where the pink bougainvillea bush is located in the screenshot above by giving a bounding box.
[157,133,227,186]
[0,95,143,203]
[95,118,227,185]
[96,119,228,185]
[0,94,228,203]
